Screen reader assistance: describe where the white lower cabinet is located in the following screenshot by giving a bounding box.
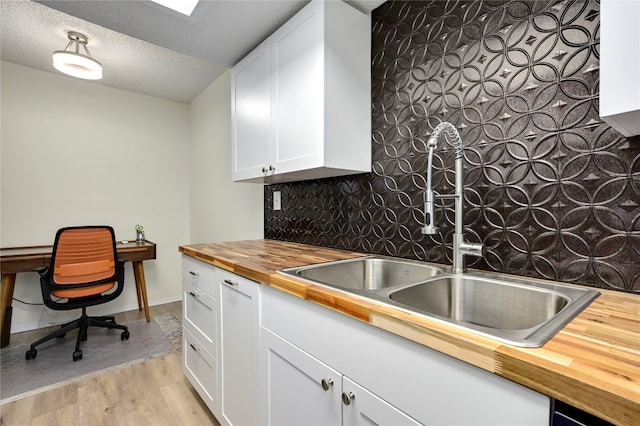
[181,255,219,416]
[261,327,420,426]
[218,268,260,426]
[183,254,550,426]
[260,285,550,426]
[182,256,260,426]
[261,327,341,425]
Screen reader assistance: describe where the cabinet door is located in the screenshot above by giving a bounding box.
[342,377,422,426]
[270,0,324,174]
[231,38,271,181]
[260,327,341,426]
[219,270,260,426]
[600,0,640,136]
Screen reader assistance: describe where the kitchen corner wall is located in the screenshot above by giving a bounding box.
[265,0,640,293]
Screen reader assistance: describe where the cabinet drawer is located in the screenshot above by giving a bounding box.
[217,267,259,292]
[182,255,216,290]
[183,281,218,354]
[183,327,218,415]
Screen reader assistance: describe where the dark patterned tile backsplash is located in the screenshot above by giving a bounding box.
[265,0,640,293]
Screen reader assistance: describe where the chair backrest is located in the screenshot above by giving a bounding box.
[41,226,125,310]
[52,227,117,286]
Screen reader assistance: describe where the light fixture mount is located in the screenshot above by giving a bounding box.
[67,31,88,45]
[53,31,103,80]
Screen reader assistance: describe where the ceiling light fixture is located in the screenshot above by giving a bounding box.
[53,31,102,80]
[149,0,200,16]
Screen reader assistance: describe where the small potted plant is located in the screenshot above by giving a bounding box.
[135,224,145,243]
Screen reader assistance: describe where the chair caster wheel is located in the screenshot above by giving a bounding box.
[25,348,37,360]
[73,350,83,361]
[121,330,130,340]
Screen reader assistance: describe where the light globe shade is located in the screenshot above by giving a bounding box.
[53,51,103,80]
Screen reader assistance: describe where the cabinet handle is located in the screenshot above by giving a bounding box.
[269,165,276,171]
[189,270,199,276]
[188,290,200,298]
[223,279,238,287]
[262,166,268,173]
[342,392,355,406]
[321,378,333,391]
[189,343,200,352]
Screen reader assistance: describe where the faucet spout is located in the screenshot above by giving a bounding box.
[423,122,484,274]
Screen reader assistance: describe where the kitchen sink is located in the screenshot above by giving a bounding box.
[280,256,445,292]
[278,258,599,347]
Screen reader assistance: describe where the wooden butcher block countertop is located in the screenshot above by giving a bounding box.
[179,239,640,426]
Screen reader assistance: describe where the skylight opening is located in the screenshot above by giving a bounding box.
[149,0,200,16]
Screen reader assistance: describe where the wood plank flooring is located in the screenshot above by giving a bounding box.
[0,302,221,426]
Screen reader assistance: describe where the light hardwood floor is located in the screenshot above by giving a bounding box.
[0,302,221,426]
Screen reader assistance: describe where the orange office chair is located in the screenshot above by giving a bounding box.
[25,226,129,361]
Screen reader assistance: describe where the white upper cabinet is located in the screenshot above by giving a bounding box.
[231,0,372,183]
[599,0,640,137]
[231,40,271,181]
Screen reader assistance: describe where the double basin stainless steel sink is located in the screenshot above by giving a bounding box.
[279,256,600,347]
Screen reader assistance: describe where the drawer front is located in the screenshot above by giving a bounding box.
[217,267,259,293]
[183,327,218,415]
[182,255,216,290]
[183,281,218,354]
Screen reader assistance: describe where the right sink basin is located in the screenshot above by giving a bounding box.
[384,273,600,347]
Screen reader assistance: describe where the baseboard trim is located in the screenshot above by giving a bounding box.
[10,296,183,334]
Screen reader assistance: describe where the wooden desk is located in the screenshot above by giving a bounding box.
[0,240,156,347]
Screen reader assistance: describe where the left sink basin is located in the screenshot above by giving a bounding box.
[280,256,445,292]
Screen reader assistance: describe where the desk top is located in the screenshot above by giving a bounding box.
[0,240,156,274]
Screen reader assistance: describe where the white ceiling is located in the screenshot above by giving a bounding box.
[1,0,384,103]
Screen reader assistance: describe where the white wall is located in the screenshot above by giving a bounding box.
[188,70,264,243]
[1,61,190,332]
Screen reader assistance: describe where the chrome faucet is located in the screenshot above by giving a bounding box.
[422,122,484,274]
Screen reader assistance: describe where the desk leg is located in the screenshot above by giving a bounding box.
[1,274,17,348]
[132,261,150,322]
[135,274,143,312]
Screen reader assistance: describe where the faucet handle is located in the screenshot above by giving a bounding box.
[459,241,484,258]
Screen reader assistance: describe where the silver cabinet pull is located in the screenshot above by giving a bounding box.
[262,166,268,173]
[188,290,199,298]
[189,271,199,276]
[189,343,200,352]
[269,165,276,171]
[321,378,333,391]
[223,279,238,287]
[342,392,355,405]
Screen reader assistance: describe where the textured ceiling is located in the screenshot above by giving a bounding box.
[0,0,384,103]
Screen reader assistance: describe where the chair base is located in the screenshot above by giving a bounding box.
[25,307,129,361]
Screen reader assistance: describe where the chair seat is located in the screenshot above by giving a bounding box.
[51,281,115,298]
